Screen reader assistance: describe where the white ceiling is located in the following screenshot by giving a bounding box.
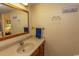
[0,4,14,13]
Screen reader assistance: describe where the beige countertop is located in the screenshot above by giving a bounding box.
[0,37,45,56]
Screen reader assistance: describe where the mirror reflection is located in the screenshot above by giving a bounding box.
[0,4,29,38]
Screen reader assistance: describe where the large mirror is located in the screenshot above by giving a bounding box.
[0,3,29,39]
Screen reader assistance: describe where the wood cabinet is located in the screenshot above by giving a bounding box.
[39,42,44,56]
[31,41,45,56]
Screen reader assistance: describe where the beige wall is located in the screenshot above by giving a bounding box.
[9,10,28,34]
[29,3,79,56]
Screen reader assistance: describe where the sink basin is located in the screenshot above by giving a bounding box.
[17,42,35,54]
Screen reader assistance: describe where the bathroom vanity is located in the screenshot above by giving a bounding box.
[31,41,44,56]
[0,36,45,56]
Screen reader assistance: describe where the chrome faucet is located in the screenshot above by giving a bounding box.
[18,40,24,46]
[19,41,24,46]
[17,40,26,52]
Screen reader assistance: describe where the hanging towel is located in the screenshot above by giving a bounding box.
[36,28,42,39]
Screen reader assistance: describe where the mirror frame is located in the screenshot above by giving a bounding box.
[0,3,29,41]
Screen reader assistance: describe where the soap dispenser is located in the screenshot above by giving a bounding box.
[36,28,42,39]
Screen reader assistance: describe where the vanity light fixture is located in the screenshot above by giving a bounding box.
[21,3,28,6]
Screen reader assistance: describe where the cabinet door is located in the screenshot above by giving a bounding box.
[31,48,40,56]
[39,43,44,56]
[31,41,45,56]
